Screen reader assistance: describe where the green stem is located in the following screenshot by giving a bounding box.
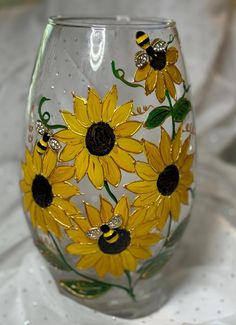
[111,61,144,89]
[124,271,135,300]
[104,181,118,204]
[38,97,67,130]
[164,214,172,247]
[165,90,176,140]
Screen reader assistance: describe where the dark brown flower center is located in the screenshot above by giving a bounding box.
[32,175,53,208]
[157,164,179,196]
[150,50,167,71]
[98,225,131,255]
[85,122,115,156]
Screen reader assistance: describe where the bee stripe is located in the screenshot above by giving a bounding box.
[37,140,47,153]
[136,33,150,50]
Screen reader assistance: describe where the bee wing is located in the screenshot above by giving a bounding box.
[151,38,167,52]
[36,120,46,135]
[48,137,61,151]
[86,228,102,240]
[108,216,123,229]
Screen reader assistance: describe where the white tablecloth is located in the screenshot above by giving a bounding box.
[0,1,236,324]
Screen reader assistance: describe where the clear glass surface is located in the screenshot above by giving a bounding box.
[21,16,196,318]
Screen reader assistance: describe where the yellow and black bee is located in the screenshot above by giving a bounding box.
[86,215,131,254]
[135,31,167,71]
[36,120,61,154]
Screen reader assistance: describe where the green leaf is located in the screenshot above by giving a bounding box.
[35,240,71,271]
[144,106,171,129]
[165,215,190,247]
[60,280,111,299]
[172,97,191,122]
[137,249,173,279]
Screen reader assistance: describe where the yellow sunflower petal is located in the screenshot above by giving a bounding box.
[43,209,61,238]
[172,126,182,162]
[156,71,166,103]
[156,198,170,230]
[52,197,79,216]
[52,181,79,199]
[85,203,102,227]
[25,147,37,175]
[110,101,133,127]
[135,161,157,181]
[35,206,47,233]
[181,154,194,172]
[23,192,33,211]
[33,146,42,174]
[54,129,81,144]
[177,137,191,167]
[132,219,157,236]
[100,197,113,223]
[160,127,172,165]
[96,255,110,278]
[177,184,189,204]
[61,112,87,136]
[134,64,151,82]
[100,155,121,187]
[166,46,178,65]
[126,180,157,194]
[133,192,160,207]
[132,234,161,246]
[87,87,102,122]
[170,192,181,221]
[75,148,89,181]
[76,253,101,269]
[143,140,165,172]
[60,142,84,161]
[128,208,147,228]
[74,218,91,233]
[120,250,137,272]
[102,85,117,122]
[66,243,98,255]
[128,246,151,259]
[114,196,129,226]
[145,69,157,95]
[110,146,135,172]
[87,155,104,189]
[163,70,176,99]
[66,228,92,244]
[21,164,33,185]
[73,95,91,127]
[29,202,37,227]
[49,166,75,183]
[20,180,31,193]
[167,65,182,84]
[144,203,158,222]
[117,138,143,154]
[42,149,57,177]
[180,171,193,187]
[48,205,72,227]
[114,121,142,137]
[109,255,123,277]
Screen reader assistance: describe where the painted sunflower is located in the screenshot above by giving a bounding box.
[126,126,194,230]
[55,85,143,189]
[134,37,183,103]
[66,196,161,278]
[20,145,81,238]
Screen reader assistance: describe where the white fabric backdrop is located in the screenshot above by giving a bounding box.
[0,0,236,324]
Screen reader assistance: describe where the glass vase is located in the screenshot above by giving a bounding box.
[20,16,196,319]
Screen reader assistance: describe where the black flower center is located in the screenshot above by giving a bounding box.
[98,226,131,255]
[85,122,115,156]
[157,164,179,196]
[32,175,53,208]
[150,50,167,71]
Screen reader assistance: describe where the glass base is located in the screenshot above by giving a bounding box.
[56,271,169,319]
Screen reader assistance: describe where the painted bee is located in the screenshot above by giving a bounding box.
[135,31,167,70]
[36,120,61,154]
[86,215,130,254]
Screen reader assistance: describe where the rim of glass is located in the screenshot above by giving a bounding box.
[48,16,176,29]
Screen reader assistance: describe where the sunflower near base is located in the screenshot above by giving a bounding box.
[66,196,162,278]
